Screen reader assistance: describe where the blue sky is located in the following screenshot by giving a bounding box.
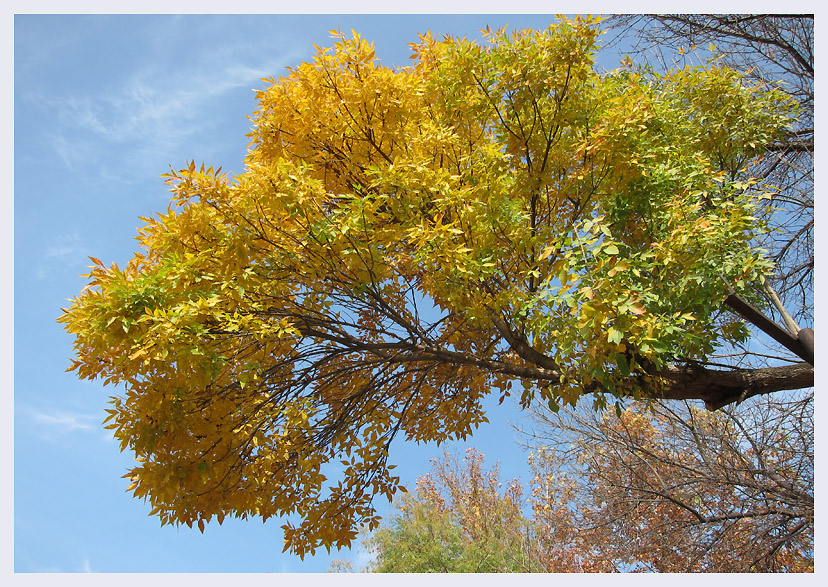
[15,5,814,577]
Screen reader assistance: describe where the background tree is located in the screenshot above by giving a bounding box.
[523,393,814,572]
[362,448,543,572]
[344,395,813,573]
[59,18,809,556]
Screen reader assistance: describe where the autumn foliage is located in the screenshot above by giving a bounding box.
[363,449,537,572]
[358,395,813,572]
[59,18,801,556]
[525,395,814,572]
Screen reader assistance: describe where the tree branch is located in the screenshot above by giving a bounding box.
[655,361,813,410]
[723,293,813,364]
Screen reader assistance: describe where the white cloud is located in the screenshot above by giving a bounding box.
[41,50,296,169]
[20,19,303,183]
[33,230,91,280]
[44,230,89,260]
[31,409,97,433]
[47,130,96,171]
[17,401,120,444]
[17,403,100,438]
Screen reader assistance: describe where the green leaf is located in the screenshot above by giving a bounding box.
[616,353,630,377]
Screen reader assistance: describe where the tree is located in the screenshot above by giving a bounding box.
[523,393,814,572]
[58,17,810,556]
[361,448,542,572]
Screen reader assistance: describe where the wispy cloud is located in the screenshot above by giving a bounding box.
[38,49,297,177]
[47,130,96,171]
[44,230,89,261]
[33,230,91,280]
[17,403,100,438]
[31,409,97,433]
[16,400,120,445]
[18,18,303,183]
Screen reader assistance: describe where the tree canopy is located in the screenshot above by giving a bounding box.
[59,17,809,557]
[361,448,539,572]
[523,394,814,572]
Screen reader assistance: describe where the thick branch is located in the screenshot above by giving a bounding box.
[655,362,814,411]
[723,294,813,365]
[489,314,563,374]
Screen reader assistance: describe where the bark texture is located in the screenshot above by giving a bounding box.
[655,362,814,410]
